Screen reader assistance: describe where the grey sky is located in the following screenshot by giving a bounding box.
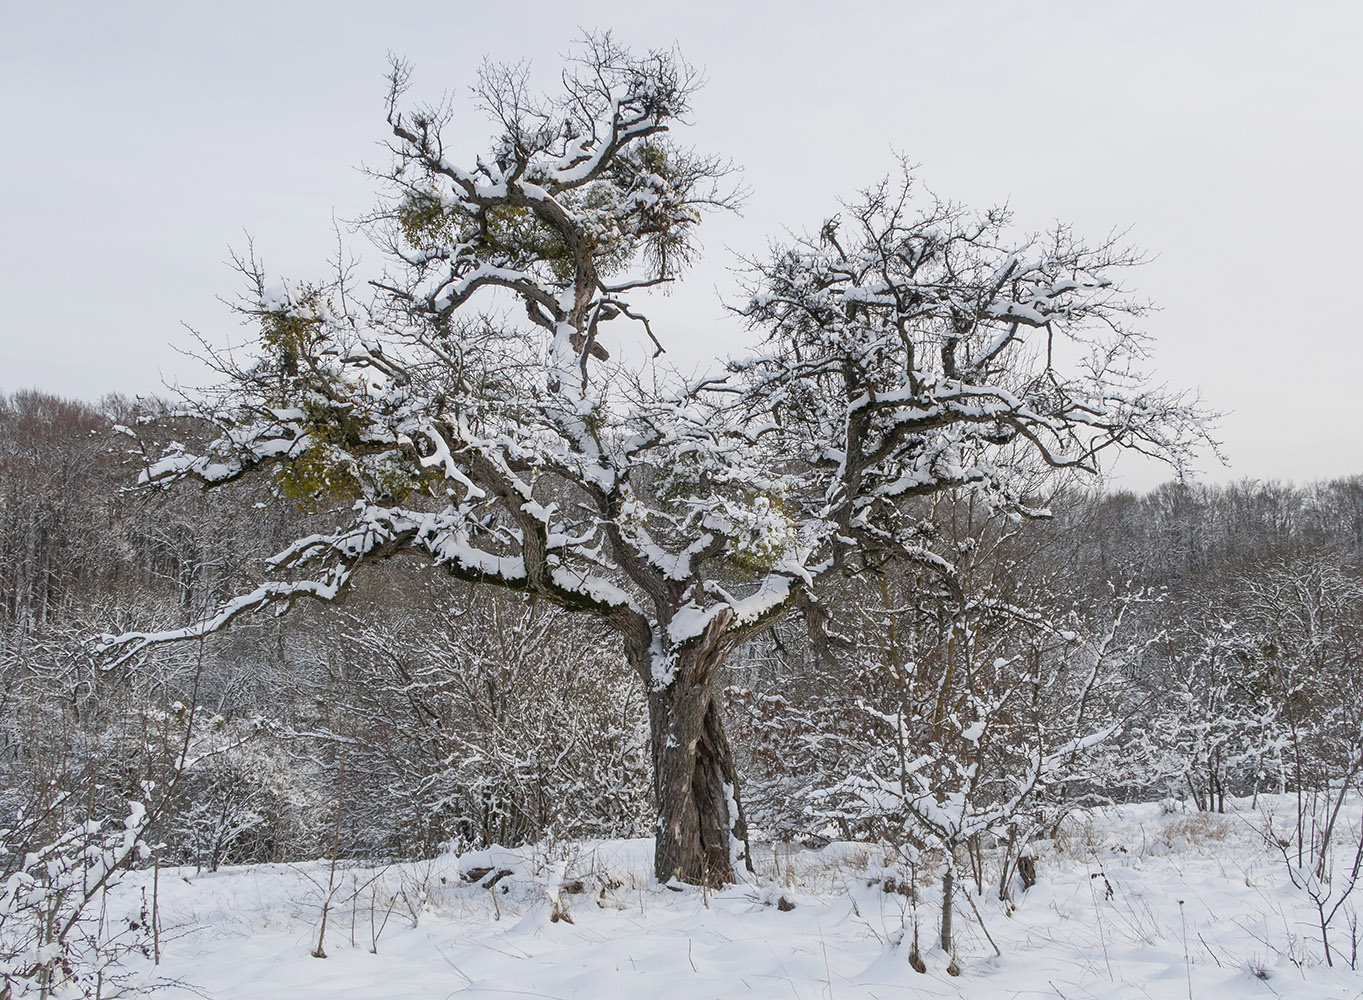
[2,1,1359,490]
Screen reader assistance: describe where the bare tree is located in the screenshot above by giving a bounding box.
[101,35,1210,885]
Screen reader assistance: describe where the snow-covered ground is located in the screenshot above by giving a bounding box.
[105,798,1363,998]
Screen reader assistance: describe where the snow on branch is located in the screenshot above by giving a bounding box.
[733,170,1216,573]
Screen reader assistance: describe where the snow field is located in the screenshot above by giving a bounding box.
[119,798,1363,999]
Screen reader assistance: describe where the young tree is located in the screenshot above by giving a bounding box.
[102,35,1210,885]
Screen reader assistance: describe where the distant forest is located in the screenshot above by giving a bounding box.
[3,388,1361,871]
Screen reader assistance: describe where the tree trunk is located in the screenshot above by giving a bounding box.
[940,866,954,953]
[639,633,753,886]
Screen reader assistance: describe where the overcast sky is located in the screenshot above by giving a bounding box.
[2,1,1359,491]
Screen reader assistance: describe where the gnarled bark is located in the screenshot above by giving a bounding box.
[633,635,753,886]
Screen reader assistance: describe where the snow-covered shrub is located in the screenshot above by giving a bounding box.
[166,728,330,870]
[725,625,887,844]
[732,496,1150,951]
[0,801,152,998]
[1138,547,1363,814]
[317,588,652,857]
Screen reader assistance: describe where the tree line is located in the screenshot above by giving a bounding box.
[3,387,1359,870]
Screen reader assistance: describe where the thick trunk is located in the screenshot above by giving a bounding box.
[636,635,752,886]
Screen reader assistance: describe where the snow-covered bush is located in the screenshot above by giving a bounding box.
[318,589,652,857]
[731,496,1150,952]
[166,727,329,870]
[1137,547,1363,813]
[0,801,152,998]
